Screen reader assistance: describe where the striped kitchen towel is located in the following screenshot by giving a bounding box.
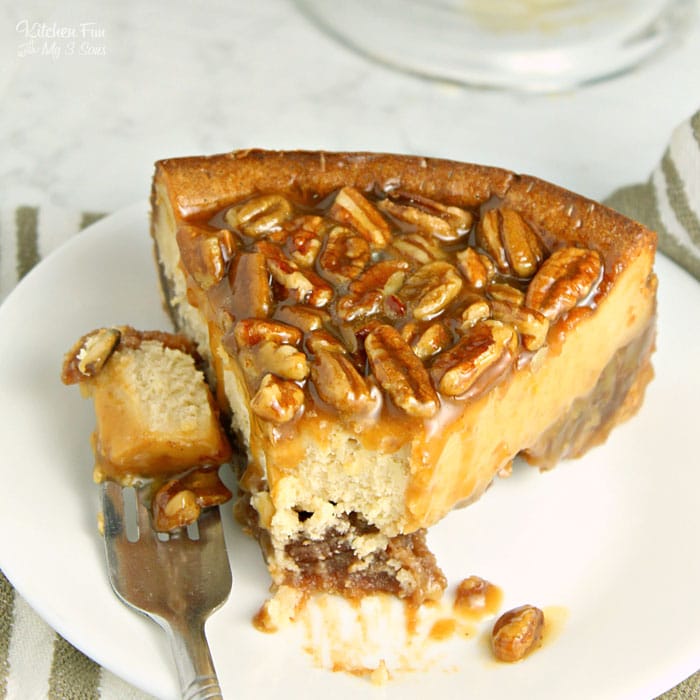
[0,206,105,305]
[0,208,154,700]
[605,108,700,280]
[0,108,698,699]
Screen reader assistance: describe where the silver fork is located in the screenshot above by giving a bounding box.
[101,480,232,700]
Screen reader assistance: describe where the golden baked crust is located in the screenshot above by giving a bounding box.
[153,150,654,281]
[150,149,657,601]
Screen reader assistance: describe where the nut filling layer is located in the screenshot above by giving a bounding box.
[238,499,446,604]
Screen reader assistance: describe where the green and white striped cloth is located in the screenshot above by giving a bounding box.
[1,110,699,699]
[0,210,155,700]
[606,109,700,281]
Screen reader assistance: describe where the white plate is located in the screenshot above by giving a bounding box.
[1,203,699,700]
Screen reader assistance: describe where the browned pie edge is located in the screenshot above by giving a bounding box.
[151,149,657,283]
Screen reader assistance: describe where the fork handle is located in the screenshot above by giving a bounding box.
[165,618,223,700]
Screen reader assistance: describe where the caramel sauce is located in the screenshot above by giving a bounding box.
[428,617,457,641]
[405,601,420,636]
[547,306,594,356]
[252,604,274,634]
[266,576,565,681]
[453,576,504,621]
[540,605,569,647]
[194,188,609,449]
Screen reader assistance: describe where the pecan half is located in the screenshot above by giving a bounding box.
[227,251,273,320]
[454,575,501,618]
[487,282,525,306]
[226,194,293,236]
[490,299,549,351]
[365,325,439,417]
[335,260,409,322]
[456,247,495,289]
[311,348,377,414]
[337,320,382,357]
[258,241,333,307]
[250,373,305,423]
[234,318,303,348]
[75,327,121,378]
[62,327,122,384]
[476,208,544,278]
[232,319,308,383]
[401,261,463,321]
[274,305,330,333]
[460,297,491,328]
[431,320,515,397]
[400,321,419,345]
[306,329,347,355]
[239,341,309,383]
[177,225,236,291]
[491,605,545,663]
[390,232,447,265]
[329,186,392,249]
[378,191,473,241]
[153,469,232,532]
[525,247,603,321]
[411,322,451,360]
[279,215,326,267]
[318,225,371,284]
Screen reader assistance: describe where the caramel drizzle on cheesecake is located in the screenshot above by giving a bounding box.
[176,188,604,437]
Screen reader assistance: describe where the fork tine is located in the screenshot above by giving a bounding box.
[134,484,157,543]
[101,480,125,539]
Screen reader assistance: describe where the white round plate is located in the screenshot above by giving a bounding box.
[0,203,698,699]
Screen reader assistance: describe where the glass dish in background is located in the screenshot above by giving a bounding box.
[295,0,696,92]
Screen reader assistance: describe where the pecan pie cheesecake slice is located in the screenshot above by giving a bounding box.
[150,150,657,605]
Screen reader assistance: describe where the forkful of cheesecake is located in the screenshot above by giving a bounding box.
[62,325,234,699]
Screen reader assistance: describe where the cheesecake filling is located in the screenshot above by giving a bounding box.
[237,311,654,603]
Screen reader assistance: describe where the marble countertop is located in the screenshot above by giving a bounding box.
[2,0,700,214]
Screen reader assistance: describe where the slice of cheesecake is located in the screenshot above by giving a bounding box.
[150,150,656,603]
[62,326,232,531]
